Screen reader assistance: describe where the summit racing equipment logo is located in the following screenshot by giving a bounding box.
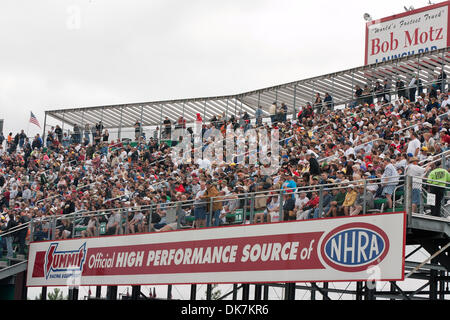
[44,243,87,280]
[320,223,390,272]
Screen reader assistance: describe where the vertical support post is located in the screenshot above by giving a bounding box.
[318,186,324,219]
[441,50,446,92]
[240,96,243,114]
[312,81,315,107]
[254,284,262,300]
[242,194,248,225]
[61,112,65,135]
[416,55,421,97]
[363,179,367,215]
[250,193,255,224]
[118,107,123,141]
[322,283,329,300]
[207,197,213,227]
[190,284,197,300]
[279,189,283,222]
[311,283,316,300]
[232,284,238,300]
[51,216,56,241]
[365,282,376,300]
[206,284,212,300]
[257,92,261,110]
[352,71,356,98]
[13,271,27,300]
[204,100,207,122]
[42,111,48,143]
[439,270,445,300]
[41,287,47,300]
[263,284,269,300]
[389,282,396,301]
[96,286,101,299]
[225,98,229,121]
[405,175,412,227]
[106,286,117,300]
[81,110,85,138]
[430,257,438,300]
[140,105,144,138]
[332,77,335,108]
[182,102,186,136]
[167,284,172,300]
[29,220,34,244]
[356,282,363,300]
[159,104,163,141]
[242,284,250,300]
[132,285,140,300]
[275,88,278,104]
[68,287,79,300]
[293,84,297,118]
[284,283,295,300]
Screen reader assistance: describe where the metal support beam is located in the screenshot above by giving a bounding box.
[96,286,101,299]
[41,287,47,300]
[254,284,262,300]
[118,107,123,141]
[263,284,269,300]
[167,284,172,300]
[365,283,376,300]
[430,257,438,300]
[242,284,250,300]
[323,283,329,300]
[190,284,197,300]
[206,284,212,300]
[310,282,316,300]
[132,285,141,300]
[356,282,363,300]
[13,271,27,300]
[106,286,117,300]
[284,283,296,300]
[68,287,79,300]
[42,111,48,143]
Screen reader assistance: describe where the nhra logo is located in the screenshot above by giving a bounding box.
[320,223,390,272]
[44,243,87,280]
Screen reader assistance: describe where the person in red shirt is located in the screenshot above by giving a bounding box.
[440,129,450,145]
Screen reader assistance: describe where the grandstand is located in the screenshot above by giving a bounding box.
[1,45,450,301]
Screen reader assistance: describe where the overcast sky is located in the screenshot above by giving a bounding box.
[0,0,435,137]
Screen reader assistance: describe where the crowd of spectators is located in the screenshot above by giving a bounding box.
[0,75,449,259]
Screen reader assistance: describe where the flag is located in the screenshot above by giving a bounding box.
[29,112,41,128]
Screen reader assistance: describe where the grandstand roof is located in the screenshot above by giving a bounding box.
[45,47,450,130]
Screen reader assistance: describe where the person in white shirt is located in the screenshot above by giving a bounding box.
[406,131,421,158]
[295,192,309,220]
[405,157,432,213]
[381,157,400,209]
[441,94,449,109]
[266,195,280,223]
[344,142,355,158]
[196,157,211,171]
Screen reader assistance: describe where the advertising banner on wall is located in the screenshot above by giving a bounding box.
[26,212,406,287]
[365,1,450,64]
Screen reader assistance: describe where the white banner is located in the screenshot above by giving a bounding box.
[27,212,406,287]
[365,2,449,64]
